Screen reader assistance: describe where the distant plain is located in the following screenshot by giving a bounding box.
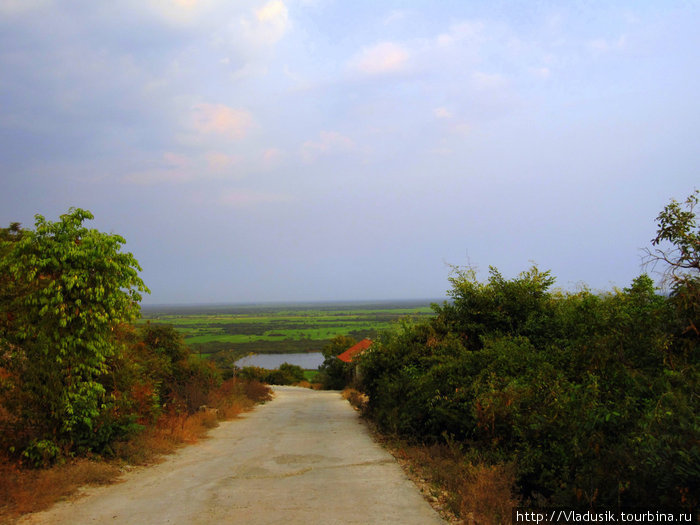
[140,300,439,362]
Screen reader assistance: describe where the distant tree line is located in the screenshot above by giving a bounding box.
[236,363,306,385]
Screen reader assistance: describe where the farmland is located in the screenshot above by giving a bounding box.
[140,300,438,362]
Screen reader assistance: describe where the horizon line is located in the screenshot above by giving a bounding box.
[139,297,448,309]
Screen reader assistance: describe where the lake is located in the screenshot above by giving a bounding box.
[234,352,325,370]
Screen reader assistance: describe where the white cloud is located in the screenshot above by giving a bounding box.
[384,9,409,24]
[124,168,189,185]
[348,42,410,75]
[212,1,289,77]
[205,151,239,171]
[588,35,627,53]
[530,66,551,79]
[219,189,292,207]
[301,131,354,162]
[435,21,484,48]
[142,0,220,25]
[0,0,51,15]
[192,103,254,139]
[262,147,283,167]
[123,150,243,184]
[163,151,189,167]
[452,123,471,135]
[237,0,289,48]
[256,1,284,22]
[471,71,507,90]
[429,147,453,155]
[434,107,452,119]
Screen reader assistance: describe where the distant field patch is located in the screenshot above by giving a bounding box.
[303,370,319,381]
[140,300,438,361]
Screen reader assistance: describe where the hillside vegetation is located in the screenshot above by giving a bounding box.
[357,192,699,511]
[0,209,271,520]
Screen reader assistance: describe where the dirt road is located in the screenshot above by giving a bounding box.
[20,386,446,525]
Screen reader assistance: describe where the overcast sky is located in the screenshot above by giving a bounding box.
[1,1,698,304]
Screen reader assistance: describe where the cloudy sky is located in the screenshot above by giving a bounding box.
[1,1,698,304]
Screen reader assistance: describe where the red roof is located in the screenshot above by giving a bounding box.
[337,339,372,363]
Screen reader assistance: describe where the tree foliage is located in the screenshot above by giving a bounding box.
[317,335,357,389]
[0,209,148,458]
[237,362,305,385]
[646,190,700,350]
[647,189,700,280]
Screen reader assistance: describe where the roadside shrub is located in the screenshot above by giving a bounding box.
[238,366,268,382]
[21,440,62,468]
[244,380,273,403]
[238,363,305,385]
[341,388,368,411]
[384,439,519,524]
[459,462,520,525]
[265,363,305,385]
[359,267,699,509]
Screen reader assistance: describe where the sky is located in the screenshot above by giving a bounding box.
[1,0,698,304]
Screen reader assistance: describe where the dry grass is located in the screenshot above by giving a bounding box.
[243,380,274,403]
[341,388,369,410]
[459,462,519,525]
[370,431,519,525]
[293,380,324,390]
[0,457,119,523]
[112,410,220,466]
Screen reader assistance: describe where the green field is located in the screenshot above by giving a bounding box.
[139,300,438,363]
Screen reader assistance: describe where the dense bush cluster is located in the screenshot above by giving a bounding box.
[359,194,699,509]
[237,362,305,385]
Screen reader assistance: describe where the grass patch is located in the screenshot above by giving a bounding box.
[303,369,319,381]
[388,440,519,525]
[140,301,436,354]
[0,457,119,521]
[342,388,369,411]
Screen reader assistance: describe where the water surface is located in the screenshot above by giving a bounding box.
[235,352,324,370]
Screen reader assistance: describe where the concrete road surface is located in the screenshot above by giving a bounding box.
[20,386,446,525]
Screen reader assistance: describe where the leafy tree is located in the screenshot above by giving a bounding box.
[236,363,304,385]
[645,190,700,353]
[263,363,305,385]
[318,335,356,389]
[0,209,148,459]
[277,362,305,383]
[646,189,699,280]
[321,335,358,360]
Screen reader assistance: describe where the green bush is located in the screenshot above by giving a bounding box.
[359,268,699,508]
[237,363,305,385]
[0,209,147,457]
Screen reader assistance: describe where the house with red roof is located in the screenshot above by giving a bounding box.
[337,338,372,363]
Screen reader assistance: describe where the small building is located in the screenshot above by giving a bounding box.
[337,338,372,363]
